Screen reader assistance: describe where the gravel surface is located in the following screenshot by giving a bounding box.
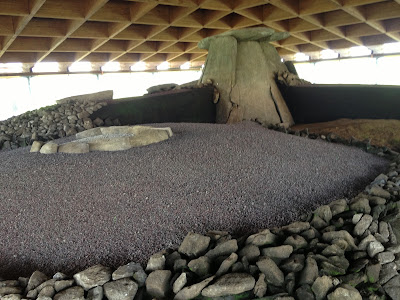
[0,122,388,279]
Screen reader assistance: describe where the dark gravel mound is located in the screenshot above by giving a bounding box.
[0,122,387,279]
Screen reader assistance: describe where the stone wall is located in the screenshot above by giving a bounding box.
[0,92,113,151]
[1,126,399,300]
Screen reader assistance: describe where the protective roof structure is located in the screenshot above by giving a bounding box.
[0,0,399,73]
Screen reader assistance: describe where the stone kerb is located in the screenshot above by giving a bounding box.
[198,27,294,127]
[30,125,173,154]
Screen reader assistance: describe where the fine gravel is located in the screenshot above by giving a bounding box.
[0,122,388,279]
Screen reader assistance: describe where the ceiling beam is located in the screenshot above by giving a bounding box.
[35,0,110,65]
[0,0,47,59]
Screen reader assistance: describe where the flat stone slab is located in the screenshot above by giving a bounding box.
[198,27,290,49]
[31,125,173,154]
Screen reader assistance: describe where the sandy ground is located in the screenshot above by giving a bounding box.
[0,122,388,279]
[292,118,400,151]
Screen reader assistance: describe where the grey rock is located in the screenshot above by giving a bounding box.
[178,232,211,258]
[26,271,48,293]
[311,215,328,229]
[369,196,387,206]
[295,284,315,300]
[112,262,143,280]
[281,221,310,234]
[367,241,385,257]
[30,141,43,152]
[145,251,166,272]
[216,253,238,277]
[145,270,171,299]
[254,273,267,298]
[54,280,74,292]
[257,256,284,286]
[371,173,388,185]
[201,273,255,297]
[262,245,293,261]
[322,244,345,257]
[322,231,357,250]
[73,265,111,291]
[26,288,38,298]
[0,287,22,297]
[328,255,349,271]
[173,259,188,272]
[173,273,187,294]
[368,186,391,199]
[34,279,56,293]
[281,254,305,273]
[39,142,58,154]
[38,286,55,298]
[238,244,260,262]
[246,229,277,246]
[327,284,362,300]
[188,256,210,277]
[86,286,103,300]
[314,205,333,223]
[132,268,147,288]
[231,262,244,273]
[283,234,307,250]
[205,239,238,259]
[299,257,318,285]
[379,262,398,285]
[312,276,334,300]
[53,286,85,300]
[0,281,19,288]
[350,198,371,214]
[387,244,400,254]
[352,213,363,224]
[348,258,369,273]
[384,275,400,300]
[321,261,346,276]
[1,295,22,300]
[329,199,348,216]
[103,278,138,300]
[366,263,381,283]
[93,118,104,127]
[358,234,377,250]
[165,251,181,269]
[174,276,215,300]
[377,251,395,264]
[339,272,367,288]
[354,214,373,236]
[58,142,89,154]
[379,221,390,241]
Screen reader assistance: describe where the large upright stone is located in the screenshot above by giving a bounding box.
[199,27,294,126]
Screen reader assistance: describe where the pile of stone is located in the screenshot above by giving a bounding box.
[1,144,399,299]
[0,91,113,151]
[276,71,312,87]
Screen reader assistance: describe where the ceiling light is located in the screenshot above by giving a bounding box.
[180,62,191,70]
[382,42,400,54]
[101,62,120,72]
[157,61,170,71]
[320,49,339,60]
[349,46,372,57]
[32,62,59,73]
[130,62,146,71]
[68,62,92,73]
[0,63,23,73]
[294,53,310,62]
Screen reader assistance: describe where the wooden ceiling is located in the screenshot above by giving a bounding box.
[0,0,400,72]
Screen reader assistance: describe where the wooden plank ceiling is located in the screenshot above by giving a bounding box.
[0,0,399,72]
